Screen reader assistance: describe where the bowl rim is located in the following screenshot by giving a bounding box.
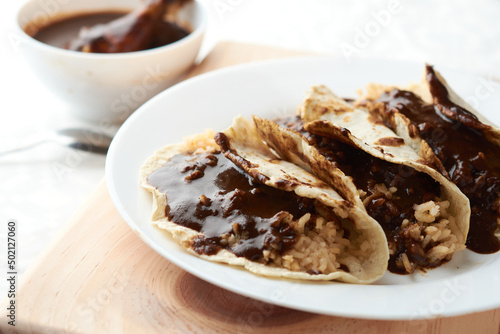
[15,0,207,59]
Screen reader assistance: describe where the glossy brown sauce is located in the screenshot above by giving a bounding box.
[147,151,317,262]
[276,116,442,274]
[371,69,500,254]
[32,11,189,52]
[32,13,123,49]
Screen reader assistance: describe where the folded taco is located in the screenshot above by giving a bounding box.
[140,117,389,283]
[360,65,500,254]
[254,85,469,274]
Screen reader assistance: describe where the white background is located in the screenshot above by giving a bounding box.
[0,0,499,292]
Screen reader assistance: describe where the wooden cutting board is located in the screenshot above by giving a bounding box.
[6,42,500,334]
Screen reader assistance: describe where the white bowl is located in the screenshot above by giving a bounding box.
[15,0,207,124]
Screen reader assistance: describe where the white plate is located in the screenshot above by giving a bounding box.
[106,57,500,320]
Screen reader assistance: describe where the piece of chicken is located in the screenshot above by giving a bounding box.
[69,0,189,53]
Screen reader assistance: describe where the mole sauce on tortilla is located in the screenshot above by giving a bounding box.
[276,116,442,274]
[147,151,317,262]
[370,66,500,254]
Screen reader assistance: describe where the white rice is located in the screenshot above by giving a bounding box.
[396,199,463,273]
[361,183,462,273]
[265,210,358,275]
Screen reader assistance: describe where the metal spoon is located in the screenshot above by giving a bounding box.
[0,128,113,156]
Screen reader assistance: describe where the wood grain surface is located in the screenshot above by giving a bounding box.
[4,42,500,334]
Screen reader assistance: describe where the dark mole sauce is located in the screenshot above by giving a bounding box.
[147,152,316,262]
[32,12,189,52]
[276,116,442,274]
[371,67,500,254]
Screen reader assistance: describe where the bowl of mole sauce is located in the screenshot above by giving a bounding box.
[16,0,206,123]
